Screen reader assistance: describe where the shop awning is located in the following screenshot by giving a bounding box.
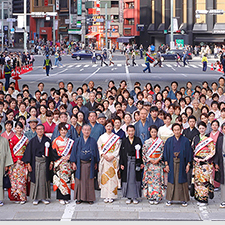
[193,23,207,32]
[213,23,225,34]
[194,37,225,43]
[102,32,120,38]
[117,36,135,43]
[85,32,99,38]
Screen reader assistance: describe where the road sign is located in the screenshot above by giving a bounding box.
[44,0,48,6]
[7,18,16,22]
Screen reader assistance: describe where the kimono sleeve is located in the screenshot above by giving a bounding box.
[69,138,79,163]
[185,138,193,163]
[22,139,32,164]
[119,138,126,166]
[162,138,170,163]
[92,138,100,163]
[3,138,13,167]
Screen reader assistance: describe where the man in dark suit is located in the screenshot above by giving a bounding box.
[182,115,199,146]
[85,92,97,111]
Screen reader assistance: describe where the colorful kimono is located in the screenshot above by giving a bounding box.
[43,121,56,139]
[193,135,215,203]
[142,137,164,201]
[97,132,121,199]
[8,134,29,202]
[52,136,74,200]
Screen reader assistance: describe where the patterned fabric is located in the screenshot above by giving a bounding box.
[52,136,74,196]
[97,132,121,199]
[193,135,215,203]
[8,135,29,201]
[142,138,165,201]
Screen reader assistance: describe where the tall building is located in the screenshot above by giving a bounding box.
[85,0,123,49]
[136,0,225,48]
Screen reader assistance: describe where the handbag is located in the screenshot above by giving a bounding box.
[215,169,221,183]
[3,171,11,189]
[190,176,195,197]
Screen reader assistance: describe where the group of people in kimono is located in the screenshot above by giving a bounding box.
[0,78,225,209]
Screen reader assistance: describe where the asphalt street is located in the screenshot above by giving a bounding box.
[14,52,222,95]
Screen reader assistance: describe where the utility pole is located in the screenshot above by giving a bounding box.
[53,3,55,46]
[170,0,174,49]
[1,1,4,52]
[105,3,107,49]
[24,0,27,53]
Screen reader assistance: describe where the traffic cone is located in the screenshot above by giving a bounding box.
[211,63,213,70]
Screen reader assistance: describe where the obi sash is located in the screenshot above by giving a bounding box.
[102,133,120,155]
[13,135,28,155]
[194,137,213,156]
[146,137,163,158]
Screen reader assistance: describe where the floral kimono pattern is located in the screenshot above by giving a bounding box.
[193,135,215,203]
[8,135,29,201]
[142,137,165,201]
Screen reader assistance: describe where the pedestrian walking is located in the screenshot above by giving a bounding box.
[108,50,114,66]
[92,50,96,64]
[4,60,12,92]
[175,53,182,67]
[163,123,193,207]
[183,51,187,67]
[154,50,162,67]
[202,54,208,72]
[43,55,52,76]
[101,51,108,67]
[125,51,130,66]
[131,50,136,66]
[119,125,143,204]
[143,53,151,73]
[139,44,144,59]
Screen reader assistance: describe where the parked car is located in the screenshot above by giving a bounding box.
[71,50,102,60]
[160,49,192,61]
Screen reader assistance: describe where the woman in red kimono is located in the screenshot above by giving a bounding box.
[52,122,74,205]
[8,121,29,204]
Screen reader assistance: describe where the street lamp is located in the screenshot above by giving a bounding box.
[170,0,174,49]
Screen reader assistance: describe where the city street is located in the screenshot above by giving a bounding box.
[16,52,223,95]
[1,52,225,221]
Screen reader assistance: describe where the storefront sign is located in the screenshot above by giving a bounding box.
[77,0,82,16]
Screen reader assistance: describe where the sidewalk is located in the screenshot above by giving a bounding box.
[1,188,225,221]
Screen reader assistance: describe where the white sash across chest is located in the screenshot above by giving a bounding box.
[102,133,120,155]
[61,138,74,156]
[194,137,213,156]
[13,135,28,155]
[146,137,163,158]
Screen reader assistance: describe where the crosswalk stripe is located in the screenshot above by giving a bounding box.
[92,64,98,67]
[190,65,198,68]
[117,64,122,67]
[76,65,81,67]
[84,65,89,67]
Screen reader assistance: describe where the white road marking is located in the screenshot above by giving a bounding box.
[83,68,101,82]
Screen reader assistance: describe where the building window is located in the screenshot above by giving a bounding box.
[124,18,134,25]
[34,0,38,6]
[125,2,134,9]
[111,1,119,8]
[217,0,225,23]
[60,0,68,8]
[196,0,206,23]
[124,28,131,35]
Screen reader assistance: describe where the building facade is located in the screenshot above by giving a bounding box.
[137,0,225,49]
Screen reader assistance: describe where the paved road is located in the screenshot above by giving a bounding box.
[13,53,223,95]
